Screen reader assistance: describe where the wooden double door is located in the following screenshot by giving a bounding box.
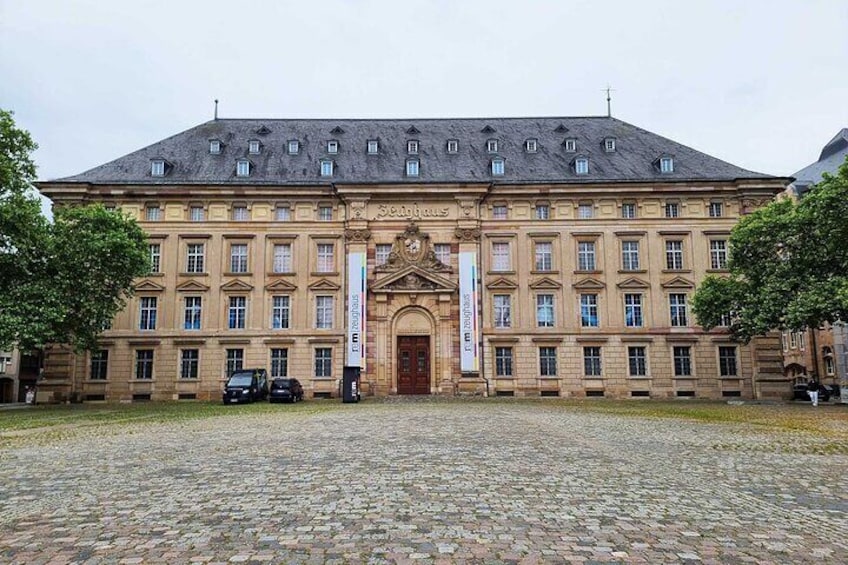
[397,336,430,395]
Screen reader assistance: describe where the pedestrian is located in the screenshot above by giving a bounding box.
[807,378,819,407]
[24,386,35,405]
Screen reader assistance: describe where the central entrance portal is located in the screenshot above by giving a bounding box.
[397,336,430,395]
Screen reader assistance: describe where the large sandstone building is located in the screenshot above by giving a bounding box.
[37,116,789,402]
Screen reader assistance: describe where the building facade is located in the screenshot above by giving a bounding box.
[38,117,789,402]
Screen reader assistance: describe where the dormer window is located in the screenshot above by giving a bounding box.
[209,140,222,154]
[320,160,334,177]
[248,140,261,154]
[406,159,420,177]
[604,138,616,152]
[486,139,498,153]
[407,140,419,154]
[327,141,339,154]
[574,157,589,175]
[287,140,300,155]
[491,158,505,176]
[446,139,459,153]
[564,138,577,152]
[660,156,674,173]
[236,159,250,177]
[367,140,379,154]
[525,139,538,153]
[150,159,166,177]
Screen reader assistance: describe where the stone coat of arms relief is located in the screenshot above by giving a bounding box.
[376,223,451,274]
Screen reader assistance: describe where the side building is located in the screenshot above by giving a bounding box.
[37,116,789,402]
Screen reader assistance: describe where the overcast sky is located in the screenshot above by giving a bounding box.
[2,0,846,187]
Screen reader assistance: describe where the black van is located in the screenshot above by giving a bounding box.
[222,368,269,404]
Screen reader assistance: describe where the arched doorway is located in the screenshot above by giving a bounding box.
[394,307,434,395]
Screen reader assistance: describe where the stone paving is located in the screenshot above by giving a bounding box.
[1,400,847,564]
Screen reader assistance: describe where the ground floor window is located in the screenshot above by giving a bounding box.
[271,348,288,378]
[180,349,199,379]
[315,348,332,378]
[628,346,647,376]
[90,350,108,380]
[539,347,557,377]
[135,350,153,380]
[495,347,513,377]
[583,346,602,376]
[719,346,737,376]
[226,349,244,376]
[673,346,692,376]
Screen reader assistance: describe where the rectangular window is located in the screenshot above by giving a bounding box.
[487,139,498,153]
[184,296,202,330]
[317,243,335,273]
[789,332,797,349]
[434,243,450,266]
[406,160,420,177]
[577,241,596,271]
[495,347,513,377]
[622,241,640,271]
[491,159,505,176]
[275,206,291,221]
[190,205,205,222]
[583,346,602,376]
[318,205,333,221]
[375,244,392,266]
[605,138,616,152]
[367,140,379,154]
[719,346,737,376]
[90,350,108,380]
[799,332,806,351]
[136,350,154,380]
[315,348,332,378]
[151,160,165,176]
[628,346,647,376]
[535,204,550,220]
[249,140,260,154]
[564,138,576,152]
[288,140,299,155]
[272,296,291,329]
[273,243,292,273]
[673,346,692,376]
[446,139,459,153]
[539,347,557,377]
[316,296,334,329]
[710,240,728,269]
[492,242,511,271]
[665,202,679,218]
[180,349,199,379]
[407,140,419,154]
[327,141,339,154]
[525,139,538,152]
[145,206,160,221]
[236,160,250,177]
[536,294,555,328]
[232,206,248,221]
[578,203,593,218]
[139,297,157,330]
[230,243,249,273]
[669,294,688,327]
[666,240,684,270]
[226,348,244,376]
[228,296,247,329]
[535,242,553,271]
[660,157,674,173]
[320,161,333,177]
[580,294,599,327]
[575,158,589,175]
[621,203,637,219]
[186,243,205,273]
[271,348,288,378]
[624,294,643,327]
[709,202,723,217]
[492,205,508,220]
[493,295,511,328]
[209,140,221,154]
[149,244,161,273]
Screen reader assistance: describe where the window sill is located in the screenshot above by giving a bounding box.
[574,270,603,275]
[531,270,560,276]
[224,272,253,277]
[179,272,209,277]
[311,271,340,277]
[618,269,647,274]
[706,269,730,274]
[662,269,691,274]
[488,270,516,276]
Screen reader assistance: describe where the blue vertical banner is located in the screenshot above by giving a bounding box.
[459,251,479,372]
[347,252,367,368]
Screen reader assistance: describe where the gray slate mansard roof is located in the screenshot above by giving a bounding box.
[51,116,773,186]
[791,128,848,197]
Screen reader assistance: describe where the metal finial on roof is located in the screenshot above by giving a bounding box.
[214,99,219,121]
[603,86,615,117]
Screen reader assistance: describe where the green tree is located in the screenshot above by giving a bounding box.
[692,157,848,342]
[0,109,150,352]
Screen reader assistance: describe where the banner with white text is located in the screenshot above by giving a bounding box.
[346,252,367,368]
[459,251,480,372]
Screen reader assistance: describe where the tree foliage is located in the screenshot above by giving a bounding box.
[0,109,150,352]
[692,157,848,342]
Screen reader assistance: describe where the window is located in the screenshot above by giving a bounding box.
[536,294,555,328]
[327,140,339,154]
[578,203,593,218]
[719,346,737,376]
[664,202,679,218]
[492,205,508,220]
[249,140,260,154]
[288,140,299,155]
[236,159,250,177]
[90,350,108,380]
[539,347,557,376]
[673,346,692,376]
[149,244,161,273]
[232,205,249,221]
[824,347,835,376]
[669,294,688,327]
[709,202,723,217]
[604,138,616,152]
[535,204,550,220]
[317,243,335,272]
[139,297,157,330]
[406,159,420,177]
[226,348,244,376]
[367,140,379,154]
[486,139,498,153]
[272,296,291,329]
[186,243,205,273]
[446,139,458,153]
[209,140,221,154]
[628,346,647,376]
[535,242,553,271]
[407,140,419,154]
[621,203,637,219]
[434,243,450,266]
[492,242,511,271]
[799,332,806,351]
[136,350,154,380]
[710,240,728,269]
[271,348,288,378]
[583,346,602,376]
[228,296,247,329]
[230,243,249,273]
[781,332,789,351]
[525,139,538,152]
[789,332,797,349]
[151,160,165,177]
[320,160,334,177]
[145,205,161,221]
[315,348,332,378]
[580,294,599,327]
[184,296,202,330]
[575,158,589,175]
[180,349,199,379]
[666,240,684,270]
[273,243,292,273]
[660,157,674,173]
[375,244,392,266]
[624,294,643,327]
[493,295,511,328]
[491,158,505,176]
[577,241,596,271]
[318,205,333,221]
[621,241,640,271]
[190,205,205,222]
[718,312,733,327]
[495,347,513,377]
[274,206,291,221]
[316,296,333,329]
[564,138,576,152]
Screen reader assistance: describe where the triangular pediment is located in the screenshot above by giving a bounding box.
[373,265,457,293]
[661,276,695,289]
[481,125,496,134]
[554,124,569,133]
[529,277,563,290]
[486,277,519,290]
[406,125,420,134]
[308,278,341,291]
[255,125,272,135]
[330,126,345,134]
[617,277,650,290]
[176,279,210,292]
[265,279,298,292]
[572,277,606,290]
[135,279,165,292]
[220,279,254,292]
